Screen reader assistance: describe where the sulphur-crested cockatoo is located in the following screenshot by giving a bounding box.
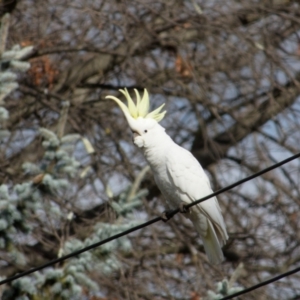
[106,89,228,264]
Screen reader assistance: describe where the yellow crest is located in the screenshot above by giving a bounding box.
[106,88,166,122]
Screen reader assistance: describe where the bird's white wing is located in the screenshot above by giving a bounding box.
[166,143,213,203]
[166,144,227,242]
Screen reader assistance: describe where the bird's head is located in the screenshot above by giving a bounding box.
[106,88,166,148]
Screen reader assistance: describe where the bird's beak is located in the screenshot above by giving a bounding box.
[132,131,140,139]
[132,131,141,143]
[131,130,144,148]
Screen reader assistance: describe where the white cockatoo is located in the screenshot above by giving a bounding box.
[106,88,228,264]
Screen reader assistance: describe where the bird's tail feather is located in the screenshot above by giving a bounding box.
[192,217,224,264]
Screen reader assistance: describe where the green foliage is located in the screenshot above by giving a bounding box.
[0,37,148,299]
[207,279,243,300]
[2,193,146,299]
[206,264,244,300]
[1,125,148,299]
[0,183,32,251]
[0,44,32,104]
[109,184,148,216]
[0,43,33,142]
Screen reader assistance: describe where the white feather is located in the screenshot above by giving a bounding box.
[143,131,228,264]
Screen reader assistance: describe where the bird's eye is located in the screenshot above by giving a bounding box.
[144,130,148,133]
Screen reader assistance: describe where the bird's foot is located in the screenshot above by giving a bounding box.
[179,202,190,214]
[161,210,175,222]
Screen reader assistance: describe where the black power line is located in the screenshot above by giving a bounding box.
[0,215,161,285]
[0,151,300,286]
[220,265,300,299]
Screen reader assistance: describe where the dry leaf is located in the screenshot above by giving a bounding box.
[175,54,193,78]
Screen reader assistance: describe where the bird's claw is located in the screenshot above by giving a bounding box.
[161,203,189,221]
[161,210,175,222]
[179,202,190,213]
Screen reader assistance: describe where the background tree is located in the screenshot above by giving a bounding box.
[1,0,300,299]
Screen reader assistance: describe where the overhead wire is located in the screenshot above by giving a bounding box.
[220,264,300,300]
[0,151,300,292]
